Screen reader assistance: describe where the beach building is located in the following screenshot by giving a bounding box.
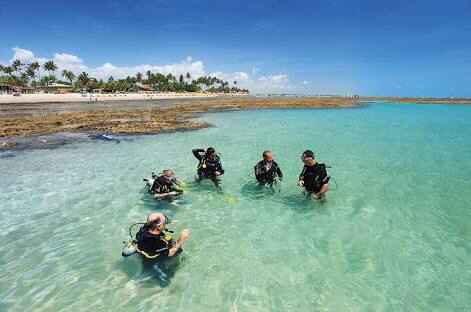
[0,83,13,94]
[136,82,154,93]
[0,83,35,94]
[39,83,73,94]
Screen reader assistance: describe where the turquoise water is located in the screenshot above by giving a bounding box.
[1,103,471,311]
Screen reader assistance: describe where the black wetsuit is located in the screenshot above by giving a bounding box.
[192,149,224,179]
[254,160,283,185]
[299,163,329,193]
[136,226,174,258]
[150,175,180,194]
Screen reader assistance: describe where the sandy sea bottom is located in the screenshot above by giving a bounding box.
[1,103,470,311]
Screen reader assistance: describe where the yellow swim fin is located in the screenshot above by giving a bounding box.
[224,194,239,204]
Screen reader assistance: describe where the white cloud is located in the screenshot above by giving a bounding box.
[53,53,88,73]
[303,80,310,85]
[258,74,288,83]
[90,57,206,80]
[11,47,36,63]
[233,72,249,81]
[250,74,291,93]
[5,47,294,92]
[209,71,250,82]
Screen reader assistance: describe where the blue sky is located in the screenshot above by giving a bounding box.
[1,0,471,96]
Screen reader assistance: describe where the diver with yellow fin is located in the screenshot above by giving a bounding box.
[192,147,224,188]
[143,169,184,200]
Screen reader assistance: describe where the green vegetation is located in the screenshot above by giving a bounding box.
[0,59,249,94]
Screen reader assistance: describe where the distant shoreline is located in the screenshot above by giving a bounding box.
[360,96,471,104]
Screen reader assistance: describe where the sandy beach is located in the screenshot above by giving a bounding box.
[0,92,242,105]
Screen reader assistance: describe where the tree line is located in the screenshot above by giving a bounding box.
[0,59,249,93]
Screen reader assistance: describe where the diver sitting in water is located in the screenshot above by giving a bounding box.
[298,150,330,200]
[145,169,183,199]
[254,150,283,186]
[135,213,190,259]
[192,147,224,187]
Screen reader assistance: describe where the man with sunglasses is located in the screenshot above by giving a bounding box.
[298,150,330,200]
[254,150,283,186]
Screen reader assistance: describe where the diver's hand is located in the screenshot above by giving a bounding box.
[215,171,221,176]
[169,229,190,257]
[298,180,304,187]
[180,229,190,241]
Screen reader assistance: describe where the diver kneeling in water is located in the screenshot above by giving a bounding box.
[144,169,183,199]
[298,150,330,200]
[192,147,224,187]
[254,150,283,186]
[135,213,190,259]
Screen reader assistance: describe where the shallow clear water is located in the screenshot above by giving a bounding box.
[1,103,471,311]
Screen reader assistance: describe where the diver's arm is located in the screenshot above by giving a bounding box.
[192,149,205,160]
[168,229,190,256]
[321,166,330,183]
[275,162,283,180]
[298,166,306,186]
[216,162,224,175]
[254,163,262,181]
[154,191,178,198]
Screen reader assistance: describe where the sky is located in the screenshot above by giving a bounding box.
[1,0,471,96]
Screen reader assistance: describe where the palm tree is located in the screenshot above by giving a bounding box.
[136,72,143,82]
[146,70,152,81]
[77,71,90,88]
[26,67,36,85]
[186,72,191,80]
[12,59,22,77]
[29,62,41,82]
[43,60,58,82]
[20,72,29,85]
[3,66,14,77]
[62,70,76,84]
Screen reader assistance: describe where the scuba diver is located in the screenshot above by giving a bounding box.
[192,147,224,187]
[254,150,283,186]
[123,213,190,259]
[122,213,190,286]
[144,169,183,199]
[298,150,330,200]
